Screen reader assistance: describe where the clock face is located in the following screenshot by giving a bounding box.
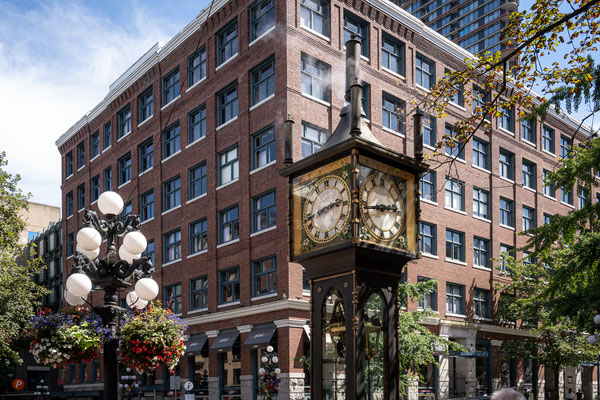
[359,173,405,241]
[303,175,351,243]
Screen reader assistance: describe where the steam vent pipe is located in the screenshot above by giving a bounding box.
[346,35,362,136]
[284,113,294,166]
[414,108,424,161]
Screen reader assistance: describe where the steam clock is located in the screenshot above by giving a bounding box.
[281,38,428,400]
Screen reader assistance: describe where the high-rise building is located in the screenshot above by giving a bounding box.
[54,0,595,398]
[400,0,518,54]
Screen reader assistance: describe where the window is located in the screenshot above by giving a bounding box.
[188,47,207,87]
[300,0,329,36]
[522,118,535,143]
[472,138,489,170]
[301,53,330,102]
[220,266,240,304]
[473,86,490,120]
[473,289,490,318]
[473,187,489,219]
[445,178,464,211]
[163,176,181,212]
[219,205,240,244]
[417,277,437,311]
[445,229,465,262]
[522,205,535,231]
[361,82,370,119]
[65,151,73,177]
[446,283,465,315]
[499,149,514,180]
[163,229,182,263]
[420,171,436,203]
[66,192,73,217]
[560,135,572,159]
[473,237,490,269]
[543,170,555,198]
[164,284,182,314]
[252,126,276,169]
[217,19,238,66]
[499,103,514,133]
[217,82,239,126]
[118,153,132,186]
[578,186,589,208]
[561,186,573,205]
[139,139,153,173]
[423,114,436,147]
[382,93,405,134]
[142,239,155,265]
[103,167,112,191]
[543,213,552,225]
[445,69,464,107]
[499,197,514,227]
[420,222,436,255]
[218,146,239,186]
[139,87,153,123]
[103,122,111,149]
[77,141,85,169]
[301,122,328,157]
[381,33,404,76]
[77,184,85,211]
[140,190,154,222]
[118,104,131,139]
[162,68,180,105]
[67,233,74,257]
[90,131,100,159]
[522,159,536,190]
[253,190,276,232]
[91,175,100,203]
[499,244,513,273]
[343,11,368,56]
[190,219,208,254]
[188,105,207,144]
[191,276,208,310]
[523,252,536,266]
[253,256,277,296]
[250,0,275,40]
[543,125,555,153]
[189,162,207,200]
[163,123,181,159]
[120,202,132,223]
[251,58,275,105]
[444,124,464,160]
[415,54,435,90]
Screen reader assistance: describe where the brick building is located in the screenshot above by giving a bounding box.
[54,0,598,398]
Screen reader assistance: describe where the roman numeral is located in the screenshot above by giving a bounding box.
[340,213,347,220]
[315,187,321,194]
[394,221,401,230]
[324,231,329,239]
[380,177,385,186]
[324,180,330,187]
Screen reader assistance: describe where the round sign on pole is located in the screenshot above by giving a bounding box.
[11,379,25,391]
[183,381,194,391]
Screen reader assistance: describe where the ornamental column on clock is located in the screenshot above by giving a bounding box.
[281,37,428,400]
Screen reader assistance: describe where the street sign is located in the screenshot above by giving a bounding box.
[11,379,25,391]
[183,381,194,391]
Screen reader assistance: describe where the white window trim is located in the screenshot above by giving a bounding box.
[542,149,556,157]
[217,238,240,249]
[499,176,515,184]
[303,290,311,296]
[420,198,438,206]
[67,254,74,260]
[422,253,439,260]
[161,95,181,111]
[249,94,275,111]
[445,153,466,164]
[424,143,437,151]
[543,193,557,201]
[140,217,154,226]
[301,93,331,107]
[473,316,493,322]
[116,131,131,142]
[523,186,536,193]
[473,215,491,223]
[415,84,431,93]
[561,201,575,209]
[300,26,331,42]
[137,115,154,128]
[500,223,516,231]
[218,300,240,309]
[444,206,467,216]
[90,154,100,163]
[161,204,182,216]
[251,292,278,302]
[161,150,182,164]
[186,76,207,93]
[498,126,515,136]
[382,126,406,138]
[215,53,239,72]
[188,307,209,315]
[445,258,467,266]
[381,66,406,81]
[90,200,98,206]
[187,249,208,259]
[448,102,466,112]
[66,214,73,220]
[162,258,182,267]
[117,180,130,190]
[102,145,111,154]
[77,165,85,172]
[472,164,491,174]
[250,160,276,175]
[250,225,277,237]
[473,264,492,272]
[249,26,276,47]
[186,193,207,205]
[522,138,536,148]
[186,135,206,149]
[216,178,239,191]
[216,115,238,131]
[446,312,467,318]
[138,166,154,177]
[66,173,73,181]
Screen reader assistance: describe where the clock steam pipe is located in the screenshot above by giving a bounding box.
[284,113,294,166]
[413,108,424,162]
[346,35,362,136]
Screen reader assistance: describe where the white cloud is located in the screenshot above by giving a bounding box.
[0,1,176,208]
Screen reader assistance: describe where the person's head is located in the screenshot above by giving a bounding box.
[569,389,573,393]
[492,388,527,400]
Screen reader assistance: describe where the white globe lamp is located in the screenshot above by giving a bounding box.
[76,244,100,260]
[266,345,274,353]
[135,278,159,301]
[76,227,101,251]
[259,367,265,375]
[65,290,86,306]
[272,356,279,363]
[261,356,268,363]
[119,246,141,264]
[98,191,124,216]
[594,314,600,326]
[274,368,281,375]
[123,231,147,255]
[587,335,598,345]
[66,273,92,297]
[126,291,148,309]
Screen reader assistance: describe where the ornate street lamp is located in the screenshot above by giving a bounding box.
[258,345,280,399]
[587,310,600,398]
[64,191,158,400]
[33,379,50,399]
[119,367,140,399]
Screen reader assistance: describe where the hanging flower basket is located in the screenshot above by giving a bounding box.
[27,307,110,368]
[120,302,187,374]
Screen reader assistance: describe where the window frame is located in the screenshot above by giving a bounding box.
[522,159,536,190]
[473,237,490,269]
[189,162,207,200]
[118,152,132,186]
[162,68,180,106]
[381,33,404,76]
[446,283,465,315]
[217,82,239,126]
[252,189,277,233]
[499,148,514,181]
[140,190,154,222]
[188,104,207,144]
[472,187,489,219]
[163,229,182,264]
[77,141,85,169]
[162,122,181,159]
[218,145,239,186]
[415,53,435,90]
[103,122,111,149]
[521,118,536,144]
[420,171,436,203]
[190,218,208,255]
[103,167,112,191]
[138,138,154,173]
[138,86,154,123]
[250,0,275,41]
[445,177,464,211]
[251,57,275,105]
[301,122,328,158]
[445,229,465,262]
[253,255,277,297]
[252,125,276,169]
[420,222,436,256]
[473,288,490,319]
[188,47,207,88]
[164,283,182,314]
[90,131,100,159]
[77,184,85,211]
[472,137,489,170]
[90,175,100,203]
[522,205,535,231]
[300,53,330,102]
[163,175,182,212]
[300,0,329,37]
[217,19,239,66]
[343,10,369,57]
[543,125,555,154]
[117,104,132,139]
[220,266,240,304]
[543,169,555,198]
[382,92,406,135]
[499,197,514,227]
[219,205,240,245]
[190,275,208,310]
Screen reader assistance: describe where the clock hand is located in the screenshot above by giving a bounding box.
[316,198,342,217]
[364,204,398,212]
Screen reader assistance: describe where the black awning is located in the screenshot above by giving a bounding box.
[186,333,208,354]
[210,329,239,352]
[244,324,276,349]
